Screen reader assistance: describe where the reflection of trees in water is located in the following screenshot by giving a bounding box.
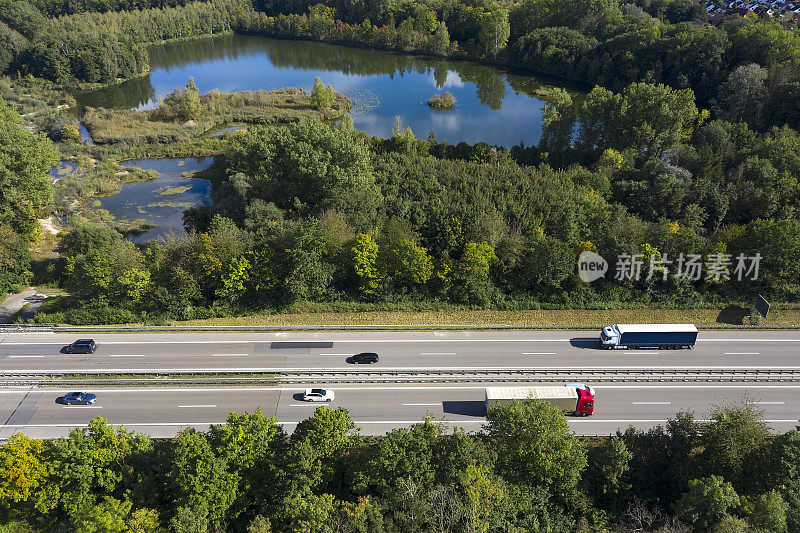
[76,74,156,110]
[78,34,563,110]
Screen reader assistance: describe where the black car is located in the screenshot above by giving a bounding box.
[351,352,379,364]
[67,339,97,354]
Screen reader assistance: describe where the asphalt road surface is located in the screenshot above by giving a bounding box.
[0,330,798,438]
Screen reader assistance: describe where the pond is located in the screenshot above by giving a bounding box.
[76,35,570,147]
[51,161,76,182]
[95,157,213,243]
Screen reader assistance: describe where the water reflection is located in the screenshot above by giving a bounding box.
[96,157,213,243]
[76,35,567,146]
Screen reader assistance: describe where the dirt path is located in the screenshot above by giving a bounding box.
[0,288,48,324]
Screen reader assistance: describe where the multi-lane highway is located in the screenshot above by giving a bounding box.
[0,329,798,438]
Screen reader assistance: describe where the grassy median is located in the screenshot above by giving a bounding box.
[174,305,800,328]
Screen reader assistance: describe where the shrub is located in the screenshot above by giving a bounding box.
[428,92,456,110]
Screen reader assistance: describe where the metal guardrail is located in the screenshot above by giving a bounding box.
[1,323,800,332]
[2,367,799,386]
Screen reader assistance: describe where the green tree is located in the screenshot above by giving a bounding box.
[717,63,767,128]
[171,429,237,528]
[170,506,208,533]
[185,76,202,121]
[577,83,698,156]
[0,433,48,509]
[60,221,123,257]
[484,400,587,496]
[585,437,633,513]
[225,120,379,229]
[454,241,496,304]
[701,399,771,488]
[215,255,250,300]
[0,96,57,237]
[286,221,335,301]
[48,418,153,518]
[378,238,434,289]
[675,475,740,532]
[461,462,505,533]
[351,233,381,295]
[748,490,789,532]
[360,417,441,496]
[478,6,509,56]
[72,497,132,533]
[288,407,358,490]
[310,76,335,110]
[208,409,284,523]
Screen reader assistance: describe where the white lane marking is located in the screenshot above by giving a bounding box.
[522,352,557,355]
[212,353,249,357]
[62,405,102,409]
[402,403,441,406]
[6,337,800,346]
[8,355,44,358]
[2,384,800,395]
[320,353,351,356]
[724,352,759,355]
[632,401,672,405]
[4,365,800,373]
[749,401,785,405]
[178,404,217,408]
[421,352,456,356]
[109,354,146,357]
[624,352,659,355]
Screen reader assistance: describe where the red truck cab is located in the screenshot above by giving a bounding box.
[576,387,595,416]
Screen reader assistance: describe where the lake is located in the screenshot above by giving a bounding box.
[95,157,213,243]
[77,35,565,147]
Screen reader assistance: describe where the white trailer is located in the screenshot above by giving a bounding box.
[485,384,595,416]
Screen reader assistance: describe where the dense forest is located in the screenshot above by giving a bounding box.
[0,97,56,298]
[1,399,798,532]
[3,0,800,132]
[1,0,800,318]
[36,104,800,323]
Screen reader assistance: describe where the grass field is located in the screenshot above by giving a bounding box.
[83,88,351,145]
[177,306,800,328]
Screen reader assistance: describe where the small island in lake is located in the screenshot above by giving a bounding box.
[428,92,456,110]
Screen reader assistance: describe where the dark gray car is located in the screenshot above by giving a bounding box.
[62,392,98,405]
[67,339,97,354]
[351,352,379,364]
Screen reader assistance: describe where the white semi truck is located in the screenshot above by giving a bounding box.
[600,323,698,349]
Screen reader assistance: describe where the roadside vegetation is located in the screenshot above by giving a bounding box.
[0,399,797,532]
[28,107,800,324]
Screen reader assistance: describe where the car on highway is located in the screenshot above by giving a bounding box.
[303,388,335,402]
[350,352,379,364]
[67,339,97,354]
[61,392,98,405]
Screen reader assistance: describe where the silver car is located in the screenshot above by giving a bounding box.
[62,392,98,405]
[303,388,335,402]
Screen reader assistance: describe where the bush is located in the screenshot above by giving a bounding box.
[427,92,456,110]
[61,306,138,325]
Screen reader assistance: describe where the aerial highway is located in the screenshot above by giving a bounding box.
[1,329,800,370]
[0,329,798,438]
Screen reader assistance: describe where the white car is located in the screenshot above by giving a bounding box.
[303,388,335,402]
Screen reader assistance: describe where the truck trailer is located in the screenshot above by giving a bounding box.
[599,323,698,350]
[485,384,595,416]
